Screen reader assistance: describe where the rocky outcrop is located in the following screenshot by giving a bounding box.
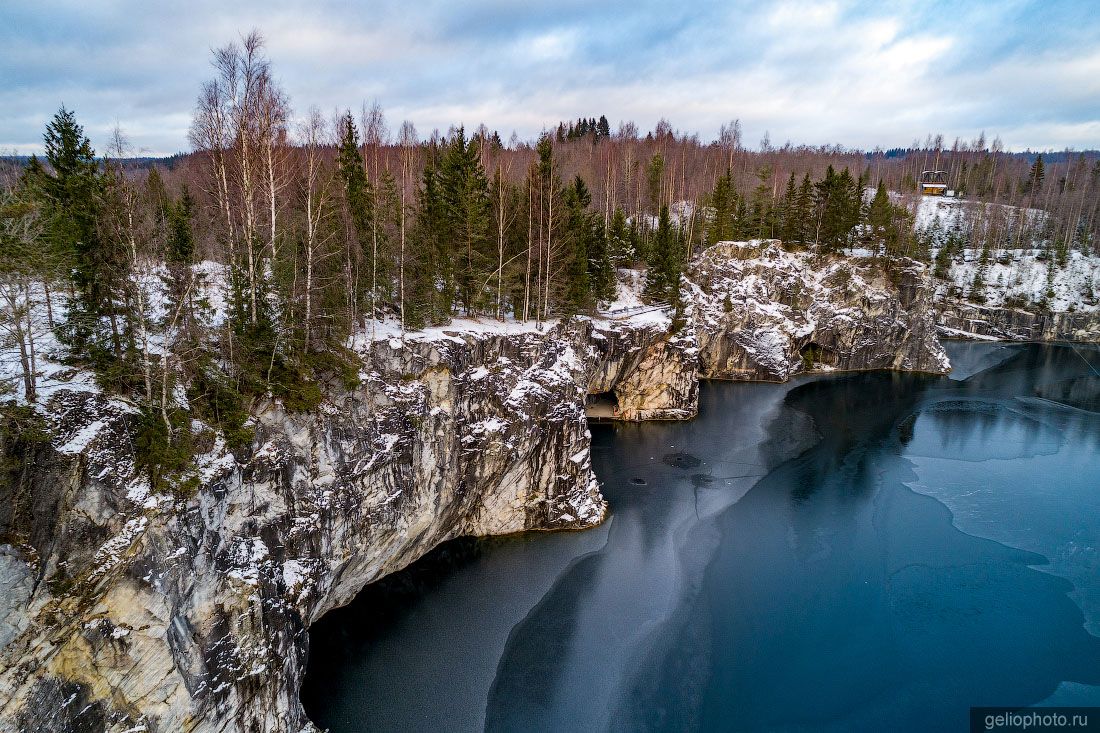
[586,317,698,420]
[936,301,1100,342]
[688,241,950,381]
[0,243,952,733]
[0,319,696,733]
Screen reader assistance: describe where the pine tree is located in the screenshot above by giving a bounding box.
[163,187,202,350]
[607,207,635,265]
[596,115,611,140]
[813,166,860,253]
[837,167,860,246]
[732,196,750,240]
[408,148,452,327]
[793,174,814,246]
[646,153,665,213]
[779,172,798,245]
[748,166,775,239]
[144,167,169,222]
[533,135,563,321]
[562,176,593,314]
[588,221,614,304]
[1029,154,1045,192]
[336,111,373,316]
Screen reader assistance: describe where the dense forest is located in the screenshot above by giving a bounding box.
[2,31,1099,489]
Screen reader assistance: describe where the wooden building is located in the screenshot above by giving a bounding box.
[920,170,948,196]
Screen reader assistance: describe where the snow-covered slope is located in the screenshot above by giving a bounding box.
[936,248,1100,313]
[909,195,1100,341]
[913,195,1046,233]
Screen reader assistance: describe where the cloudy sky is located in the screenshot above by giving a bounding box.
[3,0,1099,156]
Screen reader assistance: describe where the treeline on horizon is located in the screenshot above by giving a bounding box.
[1,30,1099,491]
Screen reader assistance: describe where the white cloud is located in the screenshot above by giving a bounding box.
[1,0,1097,154]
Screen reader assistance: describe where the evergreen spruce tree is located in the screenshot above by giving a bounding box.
[794,174,814,246]
[409,158,449,326]
[708,170,736,245]
[163,186,203,350]
[837,167,860,246]
[813,166,860,253]
[562,176,593,314]
[732,196,750,240]
[336,111,373,312]
[1029,154,1045,192]
[588,221,614,304]
[644,205,683,305]
[439,128,492,314]
[374,168,400,310]
[31,107,132,378]
[867,180,893,256]
[597,115,611,140]
[856,167,871,219]
[749,166,775,239]
[646,154,665,213]
[779,172,798,245]
[607,207,635,265]
[969,269,986,303]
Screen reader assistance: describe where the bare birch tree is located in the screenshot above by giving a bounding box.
[298,107,338,352]
[0,188,47,401]
[398,120,418,331]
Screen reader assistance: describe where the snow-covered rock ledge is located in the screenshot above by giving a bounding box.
[689,241,950,381]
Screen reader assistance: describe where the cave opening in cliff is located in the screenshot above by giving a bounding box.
[585,390,619,419]
[800,341,837,368]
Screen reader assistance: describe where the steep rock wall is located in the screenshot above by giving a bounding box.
[586,318,698,420]
[0,319,694,733]
[936,301,1100,342]
[689,241,950,381]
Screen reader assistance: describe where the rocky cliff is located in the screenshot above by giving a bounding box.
[928,242,1100,343]
[0,317,701,733]
[689,241,950,381]
[936,301,1100,342]
[0,243,948,733]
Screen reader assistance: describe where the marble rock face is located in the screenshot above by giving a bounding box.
[689,241,950,381]
[0,242,956,733]
[936,300,1100,342]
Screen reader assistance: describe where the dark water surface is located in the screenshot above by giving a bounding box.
[302,342,1100,732]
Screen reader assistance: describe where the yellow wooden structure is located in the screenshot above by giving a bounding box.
[920,170,948,196]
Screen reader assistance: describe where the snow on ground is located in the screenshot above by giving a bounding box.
[912,195,968,230]
[907,195,1094,312]
[629,200,698,234]
[349,315,565,350]
[0,259,236,406]
[910,195,1047,232]
[937,248,1100,312]
[607,268,646,311]
[0,285,99,406]
[195,259,230,328]
[349,266,671,349]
